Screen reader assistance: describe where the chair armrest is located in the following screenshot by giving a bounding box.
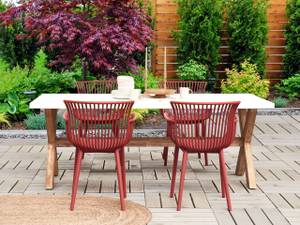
[129,113,137,124]
[63,111,69,121]
[163,111,175,123]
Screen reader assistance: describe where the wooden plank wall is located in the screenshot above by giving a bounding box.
[151,0,287,84]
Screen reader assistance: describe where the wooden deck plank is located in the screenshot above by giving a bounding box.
[263,208,290,225]
[2,114,300,224]
[214,209,236,225]
[246,208,272,225]
[230,209,253,225]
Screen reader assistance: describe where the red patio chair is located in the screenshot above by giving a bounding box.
[158,80,207,94]
[64,100,135,211]
[166,101,240,211]
[159,80,208,166]
[76,80,117,94]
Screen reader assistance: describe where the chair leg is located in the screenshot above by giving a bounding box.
[115,150,126,211]
[198,153,201,159]
[204,153,208,166]
[177,151,188,211]
[196,124,201,160]
[218,152,226,198]
[169,146,179,198]
[163,146,168,166]
[120,147,127,198]
[70,149,83,211]
[219,150,232,211]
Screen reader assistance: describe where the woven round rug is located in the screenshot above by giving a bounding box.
[0,195,151,225]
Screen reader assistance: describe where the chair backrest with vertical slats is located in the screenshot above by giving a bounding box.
[64,100,134,152]
[170,101,240,152]
[159,80,207,93]
[76,80,117,94]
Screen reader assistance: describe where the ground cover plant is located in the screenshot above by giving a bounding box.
[273,97,289,108]
[25,114,65,130]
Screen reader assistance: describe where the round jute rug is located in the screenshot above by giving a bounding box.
[0,195,151,225]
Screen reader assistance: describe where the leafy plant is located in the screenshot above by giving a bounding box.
[173,0,222,78]
[0,113,10,127]
[0,0,153,78]
[0,59,31,118]
[24,114,65,130]
[221,61,270,99]
[284,0,300,77]
[273,97,289,108]
[177,59,207,80]
[275,73,300,100]
[0,92,29,116]
[226,0,268,76]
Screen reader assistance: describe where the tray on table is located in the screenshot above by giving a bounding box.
[144,88,176,98]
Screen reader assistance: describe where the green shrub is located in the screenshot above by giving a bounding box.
[177,60,207,81]
[284,0,300,77]
[275,73,300,100]
[29,50,78,95]
[173,0,222,78]
[120,67,161,92]
[24,114,65,130]
[221,61,270,98]
[273,97,289,108]
[226,0,268,76]
[0,1,38,69]
[0,59,30,95]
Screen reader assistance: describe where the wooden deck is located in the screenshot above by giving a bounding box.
[1,115,300,224]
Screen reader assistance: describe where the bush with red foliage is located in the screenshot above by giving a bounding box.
[0,0,153,78]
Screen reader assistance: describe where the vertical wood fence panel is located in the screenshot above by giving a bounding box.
[151,0,287,84]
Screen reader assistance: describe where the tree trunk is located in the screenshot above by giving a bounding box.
[82,60,88,80]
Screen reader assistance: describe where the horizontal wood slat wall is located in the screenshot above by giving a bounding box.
[151,0,287,84]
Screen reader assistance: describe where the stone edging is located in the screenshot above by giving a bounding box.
[0,129,167,139]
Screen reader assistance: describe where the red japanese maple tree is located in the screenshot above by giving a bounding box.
[0,0,153,78]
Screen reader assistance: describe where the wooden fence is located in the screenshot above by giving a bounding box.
[150,0,287,84]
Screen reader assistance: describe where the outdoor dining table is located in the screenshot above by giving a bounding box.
[29,93,275,190]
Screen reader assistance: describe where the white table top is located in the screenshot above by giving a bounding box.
[29,93,275,109]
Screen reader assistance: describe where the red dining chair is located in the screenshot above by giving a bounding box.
[76,80,117,94]
[166,101,240,211]
[159,80,208,166]
[158,80,207,94]
[64,100,135,211]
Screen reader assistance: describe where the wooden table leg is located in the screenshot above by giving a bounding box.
[235,109,247,175]
[45,109,58,190]
[235,109,257,189]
